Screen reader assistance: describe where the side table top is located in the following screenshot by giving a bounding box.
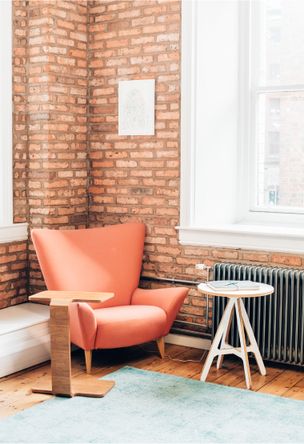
[197,282,274,298]
[29,290,114,304]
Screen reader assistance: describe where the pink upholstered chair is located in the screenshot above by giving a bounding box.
[32,223,188,373]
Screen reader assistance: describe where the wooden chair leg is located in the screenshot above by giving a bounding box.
[84,350,92,374]
[156,337,165,358]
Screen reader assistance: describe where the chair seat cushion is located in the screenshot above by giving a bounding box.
[94,305,167,349]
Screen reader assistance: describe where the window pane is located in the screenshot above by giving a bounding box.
[257,0,304,86]
[256,92,304,210]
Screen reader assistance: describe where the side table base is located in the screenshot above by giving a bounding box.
[32,377,115,398]
[201,297,266,389]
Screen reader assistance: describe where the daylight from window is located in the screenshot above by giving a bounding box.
[254,0,304,213]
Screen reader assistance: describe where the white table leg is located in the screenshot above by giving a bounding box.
[239,299,266,376]
[200,298,234,381]
[235,299,252,389]
[216,302,234,370]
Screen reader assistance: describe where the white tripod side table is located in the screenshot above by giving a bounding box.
[198,282,274,389]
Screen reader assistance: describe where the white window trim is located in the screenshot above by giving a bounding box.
[178,225,304,255]
[239,1,304,226]
[0,224,28,243]
[178,0,304,254]
[0,0,27,243]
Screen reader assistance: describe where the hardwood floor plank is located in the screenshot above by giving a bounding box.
[235,366,284,391]
[204,359,241,382]
[257,369,304,396]
[212,365,258,387]
[1,344,304,419]
[283,386,304,400]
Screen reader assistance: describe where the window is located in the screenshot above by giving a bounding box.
[180,0,304,253]
[268,132,280,156]
[0,0,27,242]
[244,0,304,221]
[269,27,281,44]
[269,64,280,82]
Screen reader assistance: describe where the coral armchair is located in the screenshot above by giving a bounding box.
[32,223,188,373]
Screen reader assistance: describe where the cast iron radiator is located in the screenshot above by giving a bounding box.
[212,262,304,367]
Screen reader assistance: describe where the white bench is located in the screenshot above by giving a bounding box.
[0,303,50,378]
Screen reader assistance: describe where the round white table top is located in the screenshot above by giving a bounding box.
[197,282,274,299]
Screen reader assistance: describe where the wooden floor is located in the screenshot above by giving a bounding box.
[1,343,304,418]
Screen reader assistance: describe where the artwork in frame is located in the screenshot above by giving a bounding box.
[118,79,155,136]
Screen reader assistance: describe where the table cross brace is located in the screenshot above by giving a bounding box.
[200,297,266,389]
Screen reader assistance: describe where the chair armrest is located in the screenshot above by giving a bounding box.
[131,287,189,336]
[69,302,97,350]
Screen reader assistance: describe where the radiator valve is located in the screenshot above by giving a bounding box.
[195,263,211,281]
[195,263,208,271]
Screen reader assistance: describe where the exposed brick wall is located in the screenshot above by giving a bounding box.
[0,241,27,308]
[5,0,304,335]
[0,0,30,307]
[3,0,90,304]
[25,0,89,293]
[13,0,28,225]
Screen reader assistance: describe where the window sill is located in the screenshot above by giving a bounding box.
[177,224,304,254]
[0,223,28,244]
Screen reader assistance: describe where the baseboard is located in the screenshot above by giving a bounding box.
[165,333,211,350]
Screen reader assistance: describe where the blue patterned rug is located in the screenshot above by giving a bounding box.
[0,366,304,443]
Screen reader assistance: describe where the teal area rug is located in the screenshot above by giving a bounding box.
[1,366,304,443]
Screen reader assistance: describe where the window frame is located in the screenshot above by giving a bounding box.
[239,0,304,225]
[0,0,27,243]
[178,0,304,254]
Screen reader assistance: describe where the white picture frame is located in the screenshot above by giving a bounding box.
[118,79,155,136]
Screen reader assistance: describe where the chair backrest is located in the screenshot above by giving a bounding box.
[32,223,145,307]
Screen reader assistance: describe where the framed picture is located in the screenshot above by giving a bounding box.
[118,79,155,136]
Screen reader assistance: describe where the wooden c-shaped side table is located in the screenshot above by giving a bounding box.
[198,283,274,389]
[29,290,115,398]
